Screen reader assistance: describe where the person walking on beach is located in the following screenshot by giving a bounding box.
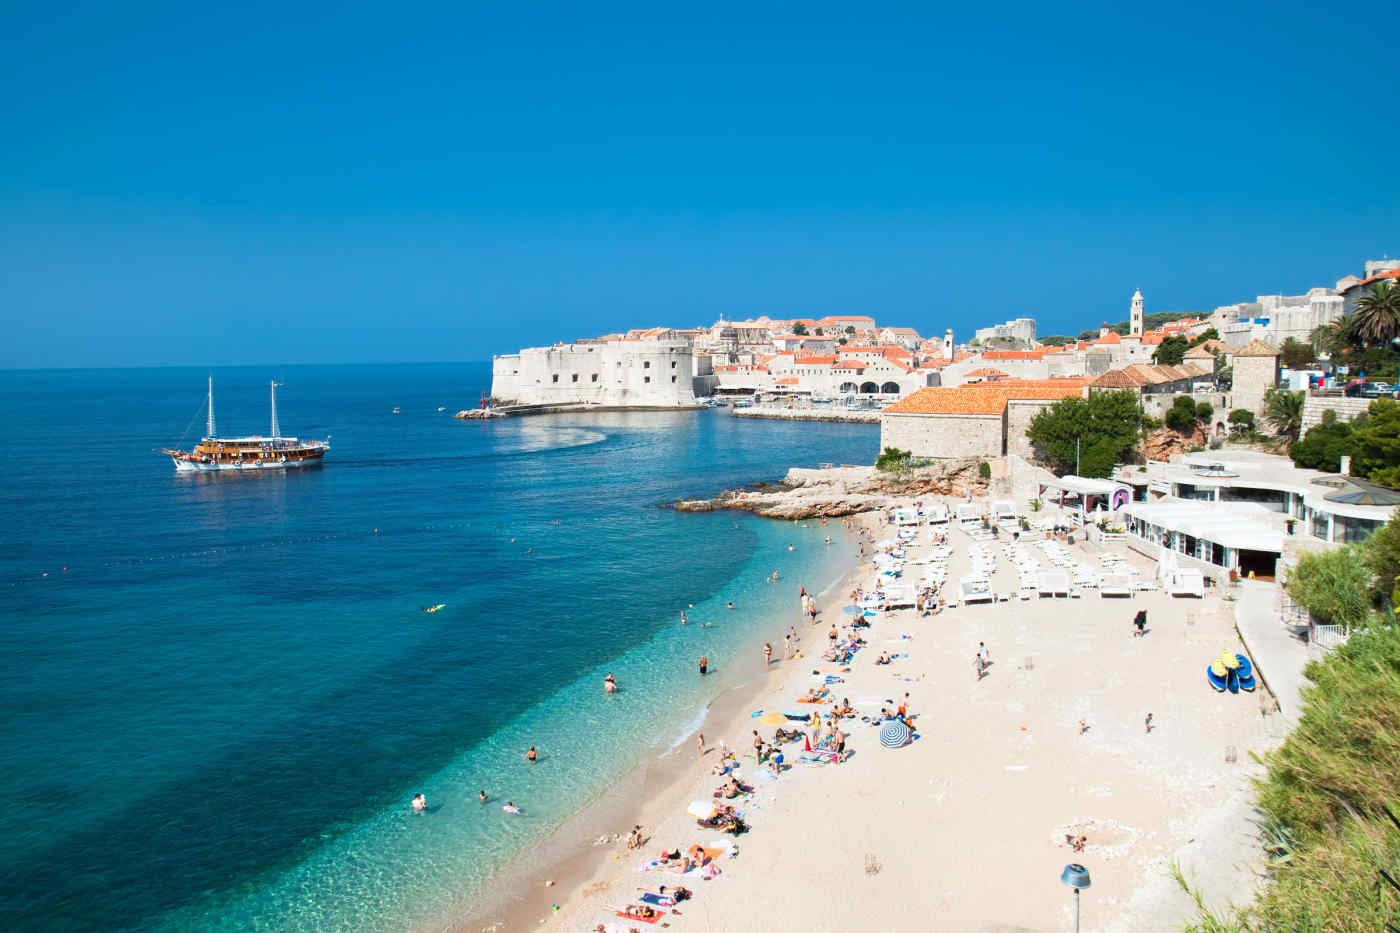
[978,641,989,671]
[783,631,792,659]
[1144,712,1154,734]
[763,642,773,667]
[698,655,708,675]
[697,733,705,760]
[1133,609,1147,637]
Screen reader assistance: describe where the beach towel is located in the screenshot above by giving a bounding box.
[611,906,662,924]
[637,860,691,875]
[638,893,676,907]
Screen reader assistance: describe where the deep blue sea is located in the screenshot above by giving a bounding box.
[0,363,878,932]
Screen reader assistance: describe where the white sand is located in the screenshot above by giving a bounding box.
[534,502,1289,932]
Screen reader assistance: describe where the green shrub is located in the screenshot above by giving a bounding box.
[1286,546,1373,631]
[1227,408,1255,433]
[1195,401,1214,421]
[874,446,912,472]
[1290,419,1356,473]
[977,460,991,480]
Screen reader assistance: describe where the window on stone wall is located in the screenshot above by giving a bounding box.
[644,361,651,369]
[552,374,559,383]
[571,373,578,382]
[644,376,651,383]
[671,361,677,369]
[591,374,598,382]
[671,375,677,383]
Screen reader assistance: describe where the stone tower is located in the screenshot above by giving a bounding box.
[1231,339,1282,415]
[1130,289,1145,337]
[943,329,954,360]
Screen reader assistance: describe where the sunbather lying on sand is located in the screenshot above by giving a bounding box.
[875,651,891,665]
[832,698,854,716]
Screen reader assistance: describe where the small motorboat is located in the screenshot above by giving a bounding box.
[422,604,446,614]
[437,406,446,411]
[393,407,401,414]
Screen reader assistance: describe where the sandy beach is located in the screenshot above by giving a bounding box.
[461,499,1292,933]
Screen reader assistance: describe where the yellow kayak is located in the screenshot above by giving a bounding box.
[422,604,446,614]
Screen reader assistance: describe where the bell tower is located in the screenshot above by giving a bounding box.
[1130,289,1145,337]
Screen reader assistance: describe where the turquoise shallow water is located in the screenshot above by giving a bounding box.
[0,363,877,932]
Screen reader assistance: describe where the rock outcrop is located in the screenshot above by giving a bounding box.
[1138,426,1206,462]
[672,459,989,520]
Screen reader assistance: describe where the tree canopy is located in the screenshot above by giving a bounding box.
[1291,413,1356,473]
[1026,390,1146,478]
[1279,337,1316,369]
[1263,387,1305,441]
[1188,327,1219,347]
[791,322,808,335]
[1351,281,1400,347]
[1152,335,1190,366]
[1351,399,1400,488]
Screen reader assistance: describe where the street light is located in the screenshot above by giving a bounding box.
[1061,863,1091,933]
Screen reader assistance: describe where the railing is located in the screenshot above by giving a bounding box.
[1310,623,1348,650]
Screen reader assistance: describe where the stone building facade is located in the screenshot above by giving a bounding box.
[1229,340,1282,415]
[879,381,1087,461]
[491,340,704,407]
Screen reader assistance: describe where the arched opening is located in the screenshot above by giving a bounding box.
[1215,422,1226,438]
[881,381,900,394]
[859,381,879,394]
[839,382,859,394]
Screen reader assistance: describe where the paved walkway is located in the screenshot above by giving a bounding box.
[1233,580,1320,722]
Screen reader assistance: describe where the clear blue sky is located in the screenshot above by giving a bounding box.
[2,0,1396,368]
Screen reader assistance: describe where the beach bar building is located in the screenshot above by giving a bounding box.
[1115,452,1398,545]
[1119,500,1284,579]
[1035,475,1132,521]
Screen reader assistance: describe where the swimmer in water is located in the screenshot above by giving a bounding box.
[411,793,426,812]
[479,790,488,803]
[727,601,733,610]
[680,611,687,625]
[525,745,539,763]
[604,673,618,693]
[503,802,521,814]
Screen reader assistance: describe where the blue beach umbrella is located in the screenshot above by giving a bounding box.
[842,605,861,615]
[879,720,910,748]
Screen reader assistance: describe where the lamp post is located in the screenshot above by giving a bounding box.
[1060,863,1091,933]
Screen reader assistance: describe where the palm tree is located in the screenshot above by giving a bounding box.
[1311,317,1355,357]
[1350,281,1400,347]
[1263,387,1305,441]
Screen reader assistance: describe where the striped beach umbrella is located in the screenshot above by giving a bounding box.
[879,720,910,748]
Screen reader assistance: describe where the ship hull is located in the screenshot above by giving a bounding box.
[171,455,325,472]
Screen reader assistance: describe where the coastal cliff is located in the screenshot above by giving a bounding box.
[673,459,988,519]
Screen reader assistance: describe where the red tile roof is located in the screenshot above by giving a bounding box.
[884,380,1087,416]
[793,355,838,365]
[1342,269,1400,292]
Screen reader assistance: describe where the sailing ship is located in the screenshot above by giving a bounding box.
[159,377,330,472]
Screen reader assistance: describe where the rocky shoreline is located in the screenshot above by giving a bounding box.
[672,459,990,519]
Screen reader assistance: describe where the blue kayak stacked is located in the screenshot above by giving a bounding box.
[1207,652,1255,693]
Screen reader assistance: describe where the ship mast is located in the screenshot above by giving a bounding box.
[206,376,217,438]
[270,380,282,439]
